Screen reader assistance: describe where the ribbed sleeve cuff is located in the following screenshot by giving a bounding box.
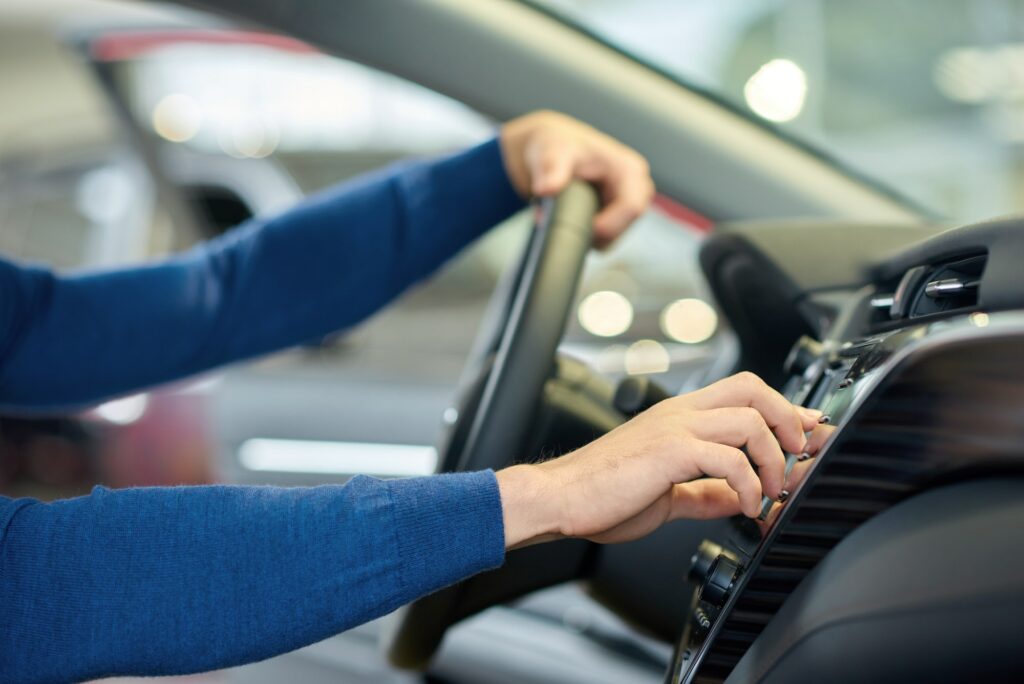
[384,470,506,600]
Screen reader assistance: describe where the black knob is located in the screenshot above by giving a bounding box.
[700,554,741,607]
[784,335,824,377]
[613,376,672,416]
[688,539,723,583]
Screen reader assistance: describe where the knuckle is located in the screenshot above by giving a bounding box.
[724,446,749,470]
[737,406,763,428]
[644,178,657,201]
[539,138,568,157]
[660,395,689,414]
[629,151,650,173]
[655,429,686,454]
[534,109,560,125]
[736,371,763,389]
[675,434,701,454]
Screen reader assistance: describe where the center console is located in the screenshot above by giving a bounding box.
[672,217,1024,683]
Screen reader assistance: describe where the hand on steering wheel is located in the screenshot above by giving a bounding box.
[500,110,655,248]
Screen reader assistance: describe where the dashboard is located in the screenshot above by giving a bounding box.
[671,216,1024,683]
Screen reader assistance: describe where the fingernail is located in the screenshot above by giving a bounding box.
[797,451,812,462]
[777,489,790,503]
[818,415,832,424]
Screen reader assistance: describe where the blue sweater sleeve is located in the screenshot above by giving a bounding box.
[0,472,506,682]
[0,140,522,679]
[0,137,523,410]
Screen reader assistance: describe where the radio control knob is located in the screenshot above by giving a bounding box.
[688,539,724,583]
[700,554,741,607]
[784,335,824,377]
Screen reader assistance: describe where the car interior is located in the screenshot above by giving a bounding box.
[2,1,1023,682]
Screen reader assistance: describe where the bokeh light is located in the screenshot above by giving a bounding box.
[744,58,807,123]
[660,298,718,344]
[578,290,634,337]
[95,394,149,425]
[151,93,203,143]
[625,339,670,375]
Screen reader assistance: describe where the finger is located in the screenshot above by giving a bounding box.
[669,479,744,521]
[758,501,781,532]
[679,372,808,455]
[592,172,654,245]
[669,440,762,518]
[797,406,823,431]
[526,139,575,196]
[687,407,786,499]
[803,423,836,456]
[784,455,815,492]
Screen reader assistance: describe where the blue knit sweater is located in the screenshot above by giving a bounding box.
[0,138,524,682]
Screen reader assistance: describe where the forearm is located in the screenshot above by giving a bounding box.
[0,473,504,682]
[0,138,523,410]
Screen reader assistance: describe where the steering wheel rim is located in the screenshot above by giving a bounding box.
[386,181,599,669]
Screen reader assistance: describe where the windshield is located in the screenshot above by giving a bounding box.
[533,0,1024,225]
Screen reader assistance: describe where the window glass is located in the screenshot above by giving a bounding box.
[532,0,1024,223]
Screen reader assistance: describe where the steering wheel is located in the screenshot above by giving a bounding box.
[386,181,599,668]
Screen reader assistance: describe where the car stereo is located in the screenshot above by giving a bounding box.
[671,210,1024,679]
[670,310,1024,683]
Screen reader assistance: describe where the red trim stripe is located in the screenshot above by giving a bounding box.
[90,30,317,62]
[653,193,714,233]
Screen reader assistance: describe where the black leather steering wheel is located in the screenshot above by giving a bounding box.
[385,181,599,668]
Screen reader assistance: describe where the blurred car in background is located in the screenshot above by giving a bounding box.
[0,114,216,497]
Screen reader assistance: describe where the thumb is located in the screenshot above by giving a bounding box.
[529,144,575,197]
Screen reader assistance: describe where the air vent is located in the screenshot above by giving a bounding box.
[690,335,1024,683]
[693,426,928,683]
[889,253,986,320]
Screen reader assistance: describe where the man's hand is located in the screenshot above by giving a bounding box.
[757,421,835,531]
[499,110,655,249]
[496,372,825,549]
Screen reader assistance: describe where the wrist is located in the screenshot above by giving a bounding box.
[498,121,532,200]
[495,464,563,549]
